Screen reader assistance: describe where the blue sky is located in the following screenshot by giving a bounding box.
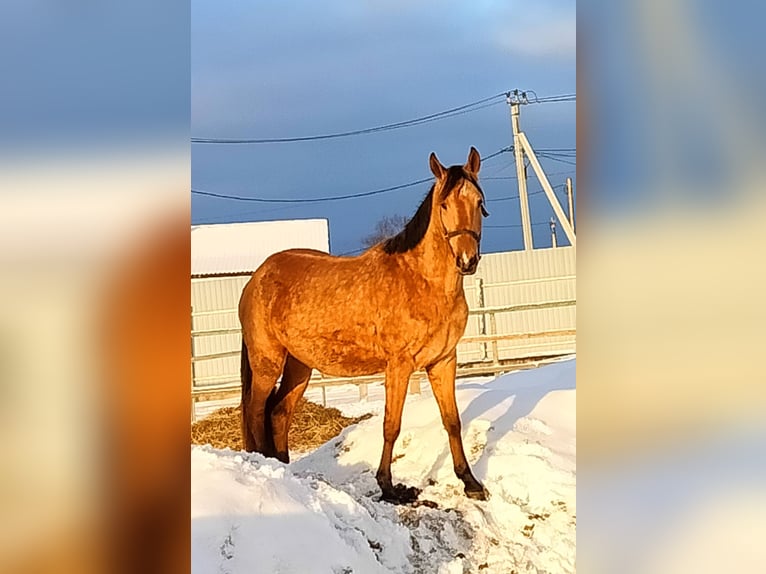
[192,0,576,254]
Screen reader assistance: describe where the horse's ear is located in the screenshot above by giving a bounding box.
[465,146,481,174]
[429,152,446,179]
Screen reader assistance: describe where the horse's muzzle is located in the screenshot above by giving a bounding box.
[456,254,479,275]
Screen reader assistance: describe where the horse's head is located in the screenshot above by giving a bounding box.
[429,147,489,275]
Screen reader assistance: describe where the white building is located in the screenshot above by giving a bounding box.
[191,219,330,390]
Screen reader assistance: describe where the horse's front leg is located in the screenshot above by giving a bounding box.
[376,359,418,503]
[426,351,487,500]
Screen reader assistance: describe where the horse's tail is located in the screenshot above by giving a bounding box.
[241,339,255,451]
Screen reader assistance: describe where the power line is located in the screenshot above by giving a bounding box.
[536,153,577,166]
[488,184,567,203]
[530,93,577,104]
[192,93,506,144]
[485,220,553,229]
[484,169,575,181]
[491,189,547,202]
[194,160,572,224]
[192,178,432,204]
[191,146,511,204]
[535,95,576,103]
[538,152,576,159]
[192,90,576,144]
[484,159,517,177]
[192,148,537,225]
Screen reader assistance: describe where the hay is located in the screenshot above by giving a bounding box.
[191,398,371,453]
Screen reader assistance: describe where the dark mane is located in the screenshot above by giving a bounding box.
[382,167,483,255]
[382,187,435,254]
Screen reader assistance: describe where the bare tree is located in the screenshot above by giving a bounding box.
[361,214,408,247]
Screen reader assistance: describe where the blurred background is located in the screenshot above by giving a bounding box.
[0,1,764,573]
[578,0,766,572]
[0,2,190,573]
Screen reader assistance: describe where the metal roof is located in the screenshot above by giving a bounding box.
[191,219,330,277]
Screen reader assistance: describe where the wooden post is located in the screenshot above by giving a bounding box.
[191,307,196,423]
[566,177,575,230]
[476,277,488,361]
[359,383,368,401]
[489,312,500,366]
[408,374,421,395]
[508,94,533,250]
[321,385,327,406]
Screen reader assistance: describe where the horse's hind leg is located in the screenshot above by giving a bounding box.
[242,336,287,458]
[269,354,312,463]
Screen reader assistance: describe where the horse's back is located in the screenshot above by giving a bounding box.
[240,248,335,318]
[240,247,371,319]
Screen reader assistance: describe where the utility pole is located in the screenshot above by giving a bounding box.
[550,218,557,248]
[505,89,576,248]
[566,177,575,230]
[507,92,533,250]
[517,130,576,246]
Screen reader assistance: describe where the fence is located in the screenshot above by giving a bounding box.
[191,247,575,420]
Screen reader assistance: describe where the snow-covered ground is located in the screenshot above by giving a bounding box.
[192,358,576,574]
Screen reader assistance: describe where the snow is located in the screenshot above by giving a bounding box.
[578,422,766,573]
[192,358,576,574]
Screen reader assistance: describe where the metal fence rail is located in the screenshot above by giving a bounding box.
[190,297,575,421]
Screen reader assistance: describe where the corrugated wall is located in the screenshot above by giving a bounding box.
[191,275,250,387]
[191,246,575,388]
[458,246,576,363]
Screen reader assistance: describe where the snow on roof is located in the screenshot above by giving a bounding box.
[191,219,329,277]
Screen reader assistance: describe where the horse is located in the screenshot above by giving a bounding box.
[239,147,490,503]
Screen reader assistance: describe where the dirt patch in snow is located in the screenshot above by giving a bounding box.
[191,399,370,452]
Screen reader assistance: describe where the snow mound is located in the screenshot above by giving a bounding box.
[192,447,412,574]
[192,359,576,574]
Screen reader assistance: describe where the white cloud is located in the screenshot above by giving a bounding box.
[493,7,576,60]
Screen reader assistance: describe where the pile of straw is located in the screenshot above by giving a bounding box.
[191,398,370,452]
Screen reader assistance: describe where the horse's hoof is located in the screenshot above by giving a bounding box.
[381,483,421,504]
[465,485,488,501]
[275,451,290,464]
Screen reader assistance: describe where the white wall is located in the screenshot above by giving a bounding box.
[459,246,576,363]
[192,275,250,387]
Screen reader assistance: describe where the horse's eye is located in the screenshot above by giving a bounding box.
[440,203,447,210]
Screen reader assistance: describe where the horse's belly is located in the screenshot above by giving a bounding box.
[285,333,386,378]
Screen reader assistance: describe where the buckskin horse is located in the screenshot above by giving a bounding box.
[239,147,489,502]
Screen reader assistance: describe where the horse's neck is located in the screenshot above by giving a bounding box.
[407,221,464,300]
